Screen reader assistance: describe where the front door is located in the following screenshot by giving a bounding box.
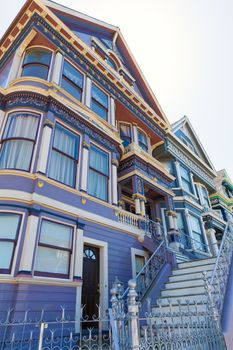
[82,245,100,323]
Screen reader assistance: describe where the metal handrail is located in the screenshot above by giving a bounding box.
[121,240,166,300]
[210,221,231,285]
[178,229,218,252]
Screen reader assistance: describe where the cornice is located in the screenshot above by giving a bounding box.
[0,89,121,156]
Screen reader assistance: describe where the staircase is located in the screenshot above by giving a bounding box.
[152,256,216,323]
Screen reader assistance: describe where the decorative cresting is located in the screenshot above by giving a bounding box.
[205,217,233,316]
[110,279,227,350]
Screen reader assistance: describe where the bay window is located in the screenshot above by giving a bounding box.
[190,215,205,251]
[137,129,148,152]
[88,145,109,201]
[48,124,79,187]
[21,48,52,80]
[0,112,40,171]
[119,123,132,147]
[91,84,108,121]
[180,165,193,193]
[34,219,73,278]
[0,213,21,273]
[61,60,84,101]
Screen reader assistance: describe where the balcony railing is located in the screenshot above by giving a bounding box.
[117,209,142,229]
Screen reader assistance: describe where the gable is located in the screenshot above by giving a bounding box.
[173,117,215,171]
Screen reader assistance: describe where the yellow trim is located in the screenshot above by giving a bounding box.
[0,276,82,287]
[121,144,175,182]
[1,83,122,144]
[0,1,170,132]
[118,169,174,196]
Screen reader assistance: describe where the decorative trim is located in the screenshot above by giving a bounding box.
[166,140,215,188]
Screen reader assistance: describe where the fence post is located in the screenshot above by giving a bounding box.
[127,279,140,350]
[38,322,47,350]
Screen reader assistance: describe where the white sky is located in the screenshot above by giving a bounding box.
[1,0,233,179]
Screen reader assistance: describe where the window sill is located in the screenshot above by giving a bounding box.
[0,275,82,287]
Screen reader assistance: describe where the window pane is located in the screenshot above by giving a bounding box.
[63,61,83,89]
[53,124,79,158]
[92,85,108,108]
[88,169,107,201]
[35,246,69,275]
[0,140,34,171]
[0,242,14,269]
[0,214,20,239]
[90,145,108,175]
[23,49,51,66]
[49,150,76,187]
[40,220,72,249]
[190,215,201,234]
[182,179,192,193]
[22,65,49,80]
[177,212,185,231]
[4,114,39,139]
[180,165,190,181]
[138,130,148,151]
[61,77,82,101]
[135,255,145,274]
[91,100,108,120]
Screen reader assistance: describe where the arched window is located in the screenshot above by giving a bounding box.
[137,129,148,152]
[0,112,40,171]
[21,48,52,80]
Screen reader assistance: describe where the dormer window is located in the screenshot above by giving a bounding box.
[91,84,108,121]
[21,48,52,80]
[119,123,132,147]
[61,60,83,101]
[137,129,148,152]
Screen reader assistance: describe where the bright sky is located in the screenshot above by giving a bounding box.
[1,0,232,179]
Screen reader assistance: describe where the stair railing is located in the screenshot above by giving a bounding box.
[121,240,167,302]
[178,230,217,254]
[207,219,233,315]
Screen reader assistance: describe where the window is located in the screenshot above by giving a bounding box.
[91,84,108,121]
[0,112,40,171]
[201,186,210,207]
[34,219,73,278]
[137,129,148,152]
[135,255,146,297]
[21,48,52,80]
[180,165,193,193]
[61,61,84,101]
[119,123,132,147]
[0,213,21,273]
[48,124,79,187]
[190,215,205,251]
[88,145,109,201]
[106,57,117,71]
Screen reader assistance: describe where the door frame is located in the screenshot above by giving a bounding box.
[82,237,108,317]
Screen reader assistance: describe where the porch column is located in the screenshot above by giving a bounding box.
[207,228,219,256]
[111,154,118,205]
[85,75,92,108]
[0,110,5,130]
[184,209,196,250]
[165,195,180,250]
[37,119,54,174]
[110,96,116,127]
[74,223,84,333]
[174,161,182,187]
[132,123,138,145]
[18,214,39,275]
[132,176,145,216]
[52,51,63,85]
[80,135,90,192]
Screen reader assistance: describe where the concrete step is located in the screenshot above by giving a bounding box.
[165,278,205,289]
[169,270,212,282]
[177,257,216,269]
[172,263,214,276]
[156,294,208,306]
[161,285,205,298]
[152,302,207,314]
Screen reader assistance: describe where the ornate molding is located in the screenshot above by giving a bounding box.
[166,140,215,188]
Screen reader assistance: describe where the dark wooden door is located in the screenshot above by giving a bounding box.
[82,245,100,324]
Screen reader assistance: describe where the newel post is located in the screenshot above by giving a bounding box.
[127,279,140,350]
